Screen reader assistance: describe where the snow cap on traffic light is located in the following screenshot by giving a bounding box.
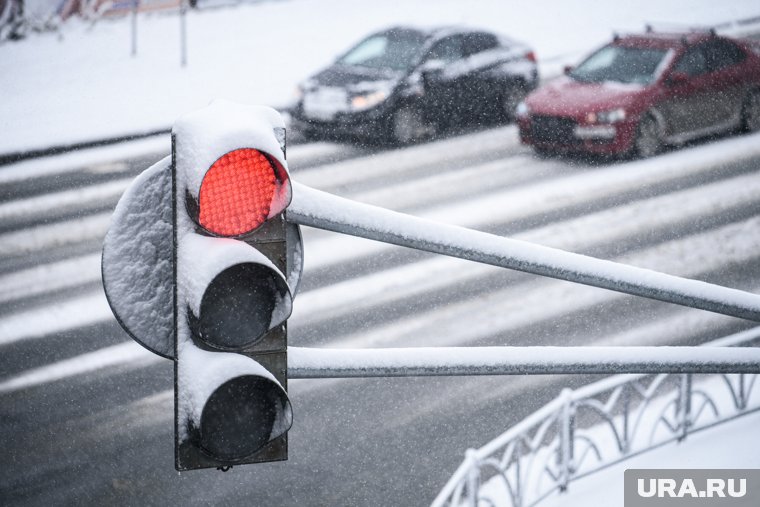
[173,100,291,237]
[177,233,293,350]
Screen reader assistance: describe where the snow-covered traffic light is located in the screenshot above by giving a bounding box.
[172,101,302,470]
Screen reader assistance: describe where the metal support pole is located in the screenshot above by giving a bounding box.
[465,449,480,507]
[180,0,187,67]
[738,374,747,410]
[558,388,573,491]
[288,183,760,322]
[677,373,693,441]
[288,346,760,378]
[131,0,138,57]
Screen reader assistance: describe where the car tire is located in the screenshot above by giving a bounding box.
[741,89,760,133]
[633,115,661,158]
[390,106,435,145]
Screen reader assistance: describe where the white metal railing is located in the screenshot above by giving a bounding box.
[432,326,760,507]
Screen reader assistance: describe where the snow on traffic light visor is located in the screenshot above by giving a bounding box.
[197,148,290,237]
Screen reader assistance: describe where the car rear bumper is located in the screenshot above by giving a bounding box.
[518,115,637,155]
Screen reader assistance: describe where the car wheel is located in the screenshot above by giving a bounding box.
[391,106,435,144]
[633,115,661,158]
[741,89,760,132]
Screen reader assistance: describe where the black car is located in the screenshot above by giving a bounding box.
[290,25,539,144]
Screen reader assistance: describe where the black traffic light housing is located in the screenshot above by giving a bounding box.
[172,101,301,471]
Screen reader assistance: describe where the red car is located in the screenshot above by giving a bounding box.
[516,30,760,157]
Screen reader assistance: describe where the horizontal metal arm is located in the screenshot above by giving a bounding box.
[288,346,760,378]
[287,182,760,322]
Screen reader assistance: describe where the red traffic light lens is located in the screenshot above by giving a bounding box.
[199,149,278,237]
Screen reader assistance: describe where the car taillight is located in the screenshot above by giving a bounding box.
[525,51,537,63]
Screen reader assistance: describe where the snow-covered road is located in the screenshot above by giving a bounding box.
[1,121,759,506]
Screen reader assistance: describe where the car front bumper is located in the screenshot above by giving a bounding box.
[291,104,391,141]
[517,114,637,155]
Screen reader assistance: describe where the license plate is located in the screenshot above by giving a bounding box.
[303,88,348,120]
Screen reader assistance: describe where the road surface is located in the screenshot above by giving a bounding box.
[1,125,759,506]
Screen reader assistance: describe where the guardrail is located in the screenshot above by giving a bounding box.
[432,326,760,507]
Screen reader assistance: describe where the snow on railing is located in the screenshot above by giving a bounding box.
[431,327,760,507]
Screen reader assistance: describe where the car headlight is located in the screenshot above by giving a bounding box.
[516,101,530,118]
[588,108,627,124]
[350,90,388,111]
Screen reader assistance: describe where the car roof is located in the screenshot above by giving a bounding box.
[370,25,529,52]
[377,24,488,42]
[611,31,724,50]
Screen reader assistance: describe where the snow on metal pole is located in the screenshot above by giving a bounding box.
[288,346,760,378]
[287,182,760,322]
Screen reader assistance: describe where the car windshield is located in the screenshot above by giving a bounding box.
[569,45,669,85]
[338,30,428,72]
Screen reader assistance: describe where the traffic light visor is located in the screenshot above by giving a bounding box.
[199,374,293,461]
[193,262,291,350]
[178,234,294,351]
[178,347,292,465]
[198,149,289,237]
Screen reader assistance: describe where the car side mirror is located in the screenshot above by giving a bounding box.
[563,65,574,75]
[667,71,689,87]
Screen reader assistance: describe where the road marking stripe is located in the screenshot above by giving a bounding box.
[0,137,170,185]
[2,215,758,393]
[320,215,760,349]
[0,291,113,346]
[0,212,111,258]
[0,253,101,304]
[3,172,759,344]
[296,126,519,190]
[0,178,132,223]
[0,341,160,394]
[305,132,760,271]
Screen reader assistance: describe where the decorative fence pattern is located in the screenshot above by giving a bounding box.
[432,327,760,507]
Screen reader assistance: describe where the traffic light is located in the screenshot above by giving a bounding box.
[172,100,302,471]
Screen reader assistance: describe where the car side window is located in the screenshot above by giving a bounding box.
[703,39,746,72]
[426,36,464,64]
[461,32,499,57]
[673,45,708,76]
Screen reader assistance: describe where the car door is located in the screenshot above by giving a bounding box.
[658,43,714,137]
[457,32,503,121]
[419,35,466,126]
[702,38,749,126]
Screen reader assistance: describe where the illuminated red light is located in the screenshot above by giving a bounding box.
[199,149,278,237]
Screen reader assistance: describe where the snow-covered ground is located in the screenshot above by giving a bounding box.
[537,411,760,507]
[1,0,759,156]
